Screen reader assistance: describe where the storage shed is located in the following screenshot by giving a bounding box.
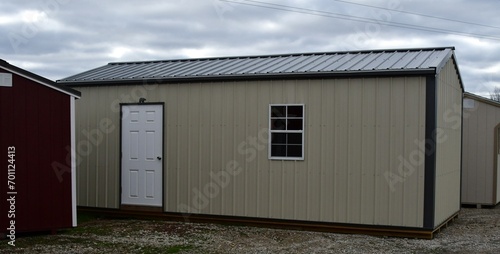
[58,46,463,239]
[0,59,81,236]
[462,92,500,207]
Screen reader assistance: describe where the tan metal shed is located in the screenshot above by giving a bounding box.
[58,47,463,239]
[462,92,500,207]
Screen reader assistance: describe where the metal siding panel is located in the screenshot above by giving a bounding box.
[86,88,98,207]
[177,85,190,212]
[475,101,487,203]
[95,88,107,208]
[243,81,260,217]
[374,79,391,225]
[166,85,179,212]
[347,79,363,223]
[319,80,335,222]
[201,83,213,211]
[226,82,237,215]
[388,78,405,226]
[402,78,422,226]
[188,84,202,212]
[211,83,225,214]
[461,96,500,205]
[462,103,478,203]
[496,107,500,204]
[461,105,471,203]
[484,106,496,202]
[307,80,321,221]
[257,81,271,217]
[333,79,349,222]
[74,88,86,207]
[107,86,120,208]
[434,59,462,227]
[360,79,377,224]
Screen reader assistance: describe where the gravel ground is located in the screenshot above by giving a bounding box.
[2,207,500,253]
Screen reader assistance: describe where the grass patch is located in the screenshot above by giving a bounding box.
[160,244,195,254]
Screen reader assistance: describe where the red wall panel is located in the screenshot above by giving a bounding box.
[1,69,72,233]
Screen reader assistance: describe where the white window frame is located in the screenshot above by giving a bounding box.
[268,104,305,160]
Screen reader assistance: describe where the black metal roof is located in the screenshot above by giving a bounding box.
[58,47,461,86]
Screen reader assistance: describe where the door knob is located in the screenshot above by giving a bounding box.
[157,156,162,160]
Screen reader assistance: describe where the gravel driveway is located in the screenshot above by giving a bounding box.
[2,207,500,253]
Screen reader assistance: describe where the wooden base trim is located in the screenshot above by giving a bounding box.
[120,205,163,213]
[78,206,459,239]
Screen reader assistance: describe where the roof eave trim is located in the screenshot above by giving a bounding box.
[58,68,437,86]
[0,62,81,98]
[464,92,500,107]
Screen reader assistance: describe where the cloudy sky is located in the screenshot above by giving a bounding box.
[1,0,499,95]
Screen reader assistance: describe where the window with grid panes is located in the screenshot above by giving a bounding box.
[269,104,304,160]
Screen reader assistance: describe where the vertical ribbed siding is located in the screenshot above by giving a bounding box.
[462,95,500,205]
[434,59,462,226]
[74,87,120,208]
[74,76,427,227]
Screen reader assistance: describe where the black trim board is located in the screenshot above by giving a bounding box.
[58,69,437,87]
[119,102,165,211]
[423,75,437,229]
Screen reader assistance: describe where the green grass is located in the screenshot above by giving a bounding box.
[0,214,200,253]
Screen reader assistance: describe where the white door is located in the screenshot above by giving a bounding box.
[121,104,163,207]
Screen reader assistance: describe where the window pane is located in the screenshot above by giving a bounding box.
[287,133,302,144]
[271,145,286,157]
[271,106,286,118]
[287,106,303,117]
[271,119,286,130]
[287,119,303,130]
[271,133,286,144]
[287,145,302,157]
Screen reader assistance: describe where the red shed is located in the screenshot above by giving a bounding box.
[0,59,80,240]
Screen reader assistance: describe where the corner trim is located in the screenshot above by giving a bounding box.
[70,96,77,227]
[423,75,437,229]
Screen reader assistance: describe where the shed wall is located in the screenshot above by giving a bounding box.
[74,76,427,227]
[462,96,500,205]
[434,59,462,226]
[0,71,73,232]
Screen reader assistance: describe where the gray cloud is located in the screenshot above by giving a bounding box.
[1,0,499,95]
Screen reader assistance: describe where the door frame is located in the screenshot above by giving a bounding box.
[119,102,165,211]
